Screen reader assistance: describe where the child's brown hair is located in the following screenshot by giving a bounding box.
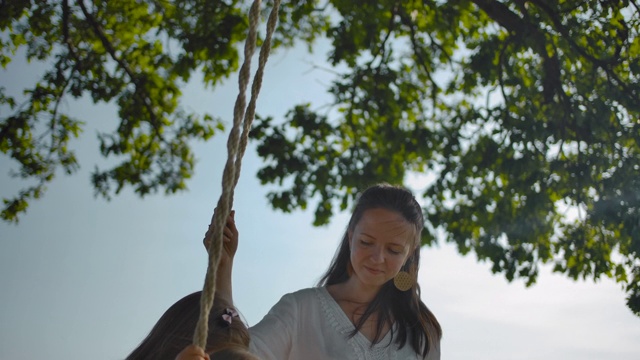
[126,291,255,360]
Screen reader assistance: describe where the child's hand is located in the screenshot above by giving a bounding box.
[204,210,238,263]
[221,210,238,264]
[175,345,210,360]
[203,209,238,303]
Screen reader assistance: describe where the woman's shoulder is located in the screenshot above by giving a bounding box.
[260,287,327,323]
[270,287,336,315]
[279,287,325,303]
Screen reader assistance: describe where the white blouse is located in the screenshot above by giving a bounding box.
[249,287,440,360]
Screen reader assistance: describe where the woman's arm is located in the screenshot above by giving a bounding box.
[249,291,298,360]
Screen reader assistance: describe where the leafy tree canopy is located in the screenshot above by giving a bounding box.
[250,0,640,315]
[0,0,327,221]
[2,1,640,315]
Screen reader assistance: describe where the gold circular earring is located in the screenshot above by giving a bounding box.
[393,271,414,291]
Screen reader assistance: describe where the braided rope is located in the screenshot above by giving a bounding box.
[193,0,282,349]
[234,0,282,189]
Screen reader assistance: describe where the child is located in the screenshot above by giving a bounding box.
[126,291,257,360]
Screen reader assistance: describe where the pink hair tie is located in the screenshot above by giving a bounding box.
[221,308,238,326]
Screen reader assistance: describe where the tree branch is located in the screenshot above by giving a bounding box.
[76,0,166,143]
[471,0,527,34]
[528,0,623,66]
[527,0,638,104]
[398,11,440,117]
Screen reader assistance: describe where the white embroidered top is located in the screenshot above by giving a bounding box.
[249,287,440,360]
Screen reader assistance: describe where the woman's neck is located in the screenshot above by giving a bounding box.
[327,279,392,343]
[328,277,380,304]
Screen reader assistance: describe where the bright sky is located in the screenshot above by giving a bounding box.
[1,34,639,360]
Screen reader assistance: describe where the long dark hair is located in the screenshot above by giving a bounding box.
[126,291,254,360]
[318,183,442,357]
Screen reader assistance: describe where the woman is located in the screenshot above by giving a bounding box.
[216,184,442,359]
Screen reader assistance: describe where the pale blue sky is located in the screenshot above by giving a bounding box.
[1,35,639,360]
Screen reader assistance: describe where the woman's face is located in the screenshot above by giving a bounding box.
[348,208,415,290]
